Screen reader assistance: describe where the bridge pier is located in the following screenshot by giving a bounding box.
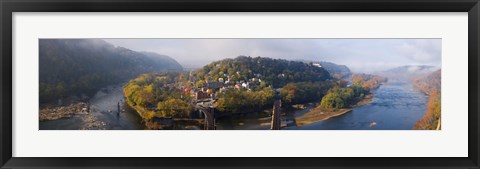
[199,107,215,130]
[270,100,282,130]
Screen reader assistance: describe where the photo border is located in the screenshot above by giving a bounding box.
[1,0,479,168]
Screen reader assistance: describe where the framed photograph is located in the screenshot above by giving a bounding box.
[1,0,479,168]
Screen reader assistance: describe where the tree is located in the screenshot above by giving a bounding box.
[39,39,182,103]
[280,84,297,104]
[259,81,268,88]
[320,85,358,110]
[157,99,192,117]
[352,73,387,91]
[320,93,336,109]
[124,71,193,121]
[414,91,441,130]
[193,56,331,89]
[196,80,205,88]
[280,82,333,106]
[215,88,275,114]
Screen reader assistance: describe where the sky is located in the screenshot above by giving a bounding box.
[104,39,441,73]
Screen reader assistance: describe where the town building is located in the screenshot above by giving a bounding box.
[206,81,223,90]
[196,91,209,100]
[312,62,322,67]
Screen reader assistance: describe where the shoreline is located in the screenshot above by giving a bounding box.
[352,93,374,107]
[39,102,110,130]
[295,108,352,127]
[126,103,147,119]
[124,88,377,129]
[294,93,374,127]
[40,83,141,130]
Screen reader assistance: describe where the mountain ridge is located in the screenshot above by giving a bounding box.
[377,65,439,81]
[39,39,183,103]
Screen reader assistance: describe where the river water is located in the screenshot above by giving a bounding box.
[288,82,428,130]
[214,104,315,130]
[39,84,144,130]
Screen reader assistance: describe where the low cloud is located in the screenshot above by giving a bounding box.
[104,38,441,73]
[396,39,442,64]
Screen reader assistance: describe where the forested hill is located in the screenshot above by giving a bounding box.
[194,56,331,88]
[296,60,351,79]
[413,69,441,95]
[317,61,351,79]
[140,51,184,70]
[39,39,183,103]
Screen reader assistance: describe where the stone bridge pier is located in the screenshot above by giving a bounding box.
[198,107,215,130]
[270,100,282,130]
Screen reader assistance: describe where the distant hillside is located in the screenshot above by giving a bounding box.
[413,69,441,95]
[140,52,184,70]
[378,65,438,81]
[318,61,351,79]
[352,73,388,91]
[297,60,351,79]
[194,56,331,88]
[39,39,183,103]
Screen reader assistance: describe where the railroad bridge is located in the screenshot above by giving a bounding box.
[195,99,282,130]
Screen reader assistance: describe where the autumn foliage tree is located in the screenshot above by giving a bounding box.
[352,73,387,91]
[124,72,192,120]
[39,39,182,104]
[215,87,275,113]
[320,73,382,110]
[414,69,441,130]
[194,56,331,88]
[280,81,334,106]
[157,99,192,118]
[320,86,359,110]
[414,91,441,130]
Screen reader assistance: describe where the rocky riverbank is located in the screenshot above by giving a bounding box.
[40,83,143,130]
[39,102,109,130]
[39,102,89,121]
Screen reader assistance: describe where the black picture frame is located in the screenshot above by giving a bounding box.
[1,0,479,168]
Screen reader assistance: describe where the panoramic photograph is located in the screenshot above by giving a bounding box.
[39,39,441,130]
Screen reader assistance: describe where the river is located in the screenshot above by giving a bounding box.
[287,81,428,130]
[39,84,144,130]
